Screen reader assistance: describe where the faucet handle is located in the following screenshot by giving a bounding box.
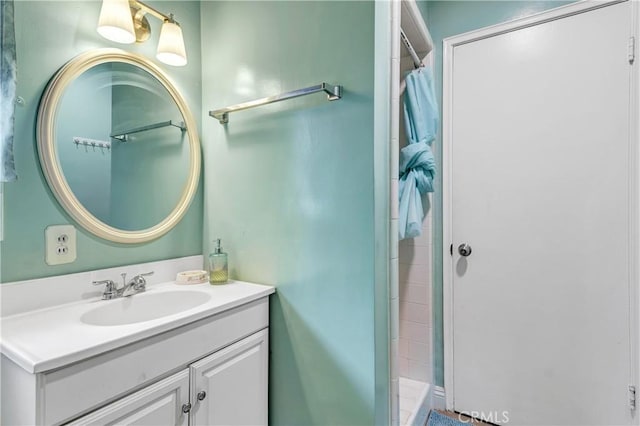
[93,279,115,288]
[131,271,154,290]
[92,279,118,299]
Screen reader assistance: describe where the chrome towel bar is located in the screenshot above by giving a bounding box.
[110,120,186,142]
[209,82,342,124]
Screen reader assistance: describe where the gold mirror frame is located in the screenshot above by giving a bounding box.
[37,48,201,244]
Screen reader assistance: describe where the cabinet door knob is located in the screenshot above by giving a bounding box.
[197,390,207,401]
[182,402,192,413]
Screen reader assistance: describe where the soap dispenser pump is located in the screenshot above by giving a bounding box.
[208,239,228,284]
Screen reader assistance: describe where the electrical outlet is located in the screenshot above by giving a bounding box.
[45,225,76,265]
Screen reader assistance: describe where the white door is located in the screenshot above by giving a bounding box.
[67,370,189,426]
[190,329,269,426]
[446,2,635,425]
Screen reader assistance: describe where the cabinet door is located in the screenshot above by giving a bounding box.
[66,370,189,426]
[190,329,268,426]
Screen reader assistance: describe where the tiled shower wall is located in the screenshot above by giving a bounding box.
[398,205,433,382]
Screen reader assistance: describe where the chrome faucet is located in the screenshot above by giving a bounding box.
[92,271,154,300]
[121,272,153,297]
[92,279,119,300]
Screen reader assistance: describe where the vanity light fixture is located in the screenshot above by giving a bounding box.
[97,0,187,66]
[97,0,136,44]
[156,15,187,66]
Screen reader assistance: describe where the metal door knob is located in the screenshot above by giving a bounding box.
[182,402,192,413]
[197,391,207,401]
[458,243,472,257]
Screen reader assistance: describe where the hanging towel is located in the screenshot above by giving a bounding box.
[399,67,438,240]
[1,0,18,182]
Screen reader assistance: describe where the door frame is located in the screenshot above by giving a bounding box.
[441,0,639,412]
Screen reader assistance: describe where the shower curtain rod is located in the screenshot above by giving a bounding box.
[209,82,342,124]
[400,28,423,69]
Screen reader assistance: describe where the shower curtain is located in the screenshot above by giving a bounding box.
[398,67,438,239]
[1,0,18,182]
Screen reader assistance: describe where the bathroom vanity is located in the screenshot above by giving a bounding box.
[0,47,276,425]
[0,257,274,426]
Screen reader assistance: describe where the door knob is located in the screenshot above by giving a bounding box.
[197,390,207,401]
[181,402,192,413]
[458,243,472,257]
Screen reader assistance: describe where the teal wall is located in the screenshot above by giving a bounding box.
[1,1,203,283]
[56,66,113,223]
[200,2,387,424]
[111,64,190,230]
[423,0,575,386]
[373,2,392,421]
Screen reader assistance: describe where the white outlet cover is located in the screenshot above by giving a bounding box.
[45,225,77,266]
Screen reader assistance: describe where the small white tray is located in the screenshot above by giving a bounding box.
[175,270,208,285]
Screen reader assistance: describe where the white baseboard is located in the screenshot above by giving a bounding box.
[431,386,446,410]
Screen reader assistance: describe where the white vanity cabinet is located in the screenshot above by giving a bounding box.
[67,329,268,426]
[66,370,190,426]
[1,287,273,426]
[190,329,268,425]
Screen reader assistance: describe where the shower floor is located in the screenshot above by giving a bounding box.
[399,377,430,425]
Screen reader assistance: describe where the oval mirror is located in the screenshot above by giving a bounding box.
[37,49,200,244]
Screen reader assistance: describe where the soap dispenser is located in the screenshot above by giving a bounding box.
[208,239,228,284]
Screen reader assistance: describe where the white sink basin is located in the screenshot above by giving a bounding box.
[80,290,212,326]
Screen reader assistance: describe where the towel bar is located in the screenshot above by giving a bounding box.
[209,82,342,124]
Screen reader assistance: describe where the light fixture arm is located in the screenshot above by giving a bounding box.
[131,0,179,25]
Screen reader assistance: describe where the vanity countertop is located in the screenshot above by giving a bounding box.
[0,281,274,374]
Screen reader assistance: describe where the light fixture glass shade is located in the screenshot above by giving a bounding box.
[156,20,187,66]
[97,0,136,44]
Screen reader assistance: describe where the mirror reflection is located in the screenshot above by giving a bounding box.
[55,62,190,231]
